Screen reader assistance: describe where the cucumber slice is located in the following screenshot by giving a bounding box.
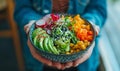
[43,37,52,53]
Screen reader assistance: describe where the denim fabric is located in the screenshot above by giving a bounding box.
[14,0,107,71]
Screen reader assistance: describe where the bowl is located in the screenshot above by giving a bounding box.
[29,15,96,63]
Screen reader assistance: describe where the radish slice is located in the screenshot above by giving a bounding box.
[51,14,59,21]
[36,19,47,28]
[35,14,58,33]
[42,14,51,21]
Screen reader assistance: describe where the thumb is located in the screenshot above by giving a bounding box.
[87,20,100,36]
[92,24,100,36]
[24,20,36,34]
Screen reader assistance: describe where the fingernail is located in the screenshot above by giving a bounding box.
[74,64,79,67]
[66,65,70,68]
[48,63,52,66]
[56,66,61,70]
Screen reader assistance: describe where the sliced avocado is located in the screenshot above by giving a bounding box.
[43,37,52,53]
[33,36,39,47]
[42,34,49,38]
[48,38,59,54]
[39,37,44,51]
[50,39,59,54]
[52,46,59,54]
[32,28,43,39]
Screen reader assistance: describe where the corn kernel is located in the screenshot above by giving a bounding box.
[84,40,88,43]
[86,25,90,30]
[66,52,70,55]
[76,49,80,52]
[81,45,86,50]
[87,41,90,46]
[70,50,74,53]
[78,41,84,45]
[70,43,74,47]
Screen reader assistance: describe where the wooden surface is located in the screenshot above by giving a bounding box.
[0,0,25,71]
[6,0,25,71]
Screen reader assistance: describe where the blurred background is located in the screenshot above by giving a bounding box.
[0,0,120,71]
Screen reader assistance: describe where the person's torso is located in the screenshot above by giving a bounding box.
[31,0,90,15]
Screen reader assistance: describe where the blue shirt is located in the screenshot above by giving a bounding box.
[14,0,107,71]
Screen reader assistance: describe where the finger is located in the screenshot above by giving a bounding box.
[61,63,66,70]
[92,24,100,36]
[73,52,91,67]
[24,20,36,34]
[73,42,95,67]
[25,27,30,34]
[88,20,100,36]
[27,39,52,66]
[24,25,29,34]
[52,62,62,70]
[73,51,92,67]
[94,25,100,36]
[73,56,84,67]
[24,23,32,33]
[89,41,95,51]
[64,62,73,69]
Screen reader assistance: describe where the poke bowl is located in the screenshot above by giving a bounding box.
[29,14,96,63]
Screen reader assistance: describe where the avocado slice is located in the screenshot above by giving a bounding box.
[39,37,45,51]
[33,35,40,47]
[48,38,59,54]
[32,28,43,39]
[43,37,52,53]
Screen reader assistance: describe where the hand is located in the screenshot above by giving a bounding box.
[24,20,65,70]
[27,38,65,69]
[61,41,95,69]
[88,21,100,36]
